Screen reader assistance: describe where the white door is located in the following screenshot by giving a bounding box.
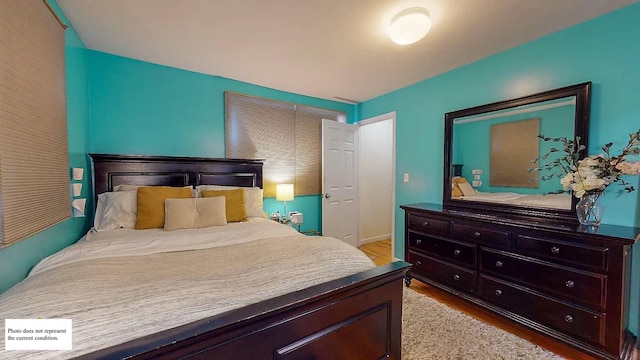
[322,119,359,247]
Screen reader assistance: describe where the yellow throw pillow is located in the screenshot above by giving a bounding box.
[201,189,247,222]
[452,176,476,196]
[136,186,192,229]
[451,182,462,198]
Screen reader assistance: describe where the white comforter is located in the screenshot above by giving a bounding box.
[0,219,375,359]
[460,192,571,209]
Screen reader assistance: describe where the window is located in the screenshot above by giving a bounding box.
[225,92,346,197]
[0,0,69,247]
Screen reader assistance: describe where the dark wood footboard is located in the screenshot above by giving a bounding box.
[76,261,411,360]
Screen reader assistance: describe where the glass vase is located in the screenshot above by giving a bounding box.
[576,192,604,226]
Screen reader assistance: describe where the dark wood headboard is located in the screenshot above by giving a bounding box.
[90,154,264,203]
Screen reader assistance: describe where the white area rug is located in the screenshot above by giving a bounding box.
[402,288,566,359]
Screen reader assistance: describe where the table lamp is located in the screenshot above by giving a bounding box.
[276,184,294,220]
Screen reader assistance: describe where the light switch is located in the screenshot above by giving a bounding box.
[472,180,482,187]
[403,173,409,183]
[472,169,484,175]
[474,175,481,180]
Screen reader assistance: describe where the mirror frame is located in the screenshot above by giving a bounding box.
[443,82,592,224]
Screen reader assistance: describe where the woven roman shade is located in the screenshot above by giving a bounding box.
[0,0,69,247]
[490,118,540,188]
[225,92,345,197]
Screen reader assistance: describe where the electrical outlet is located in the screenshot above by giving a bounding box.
[403,173,409,183]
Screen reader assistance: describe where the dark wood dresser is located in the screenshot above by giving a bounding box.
[401,203,639,360]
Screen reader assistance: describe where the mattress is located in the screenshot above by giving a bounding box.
[0,219,375,359]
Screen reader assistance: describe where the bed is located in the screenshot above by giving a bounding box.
[451,176,571,210]
[0,154,410,359]
[458,191,571,209]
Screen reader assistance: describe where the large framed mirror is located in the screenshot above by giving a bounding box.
[443,82,591,223]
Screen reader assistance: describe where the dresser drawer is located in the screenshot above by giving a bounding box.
[480,248,606,309]
[515,235,608,271]
[451,221,510,249]
[408,231,475,266]
[407,213,449,235]
[408,251,475,294]
[478,275,605,345]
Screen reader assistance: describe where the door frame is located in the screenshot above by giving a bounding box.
[356,111,397,260]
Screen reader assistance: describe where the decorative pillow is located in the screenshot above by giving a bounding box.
[164,197,227,231]
[135,186,193,229]
[452,177,477,197]
[94,191,137,231]
[457,182,477,197]
[451,181,463,198]
[196,185,263,218]
[113,184,146,192]
[201,189,247,222]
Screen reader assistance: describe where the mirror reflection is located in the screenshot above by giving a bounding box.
[444,82,591,222]
[451,96,575,210]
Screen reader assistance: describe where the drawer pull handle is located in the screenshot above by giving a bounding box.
[453,274,460,281]
[416,239,422,245]
[453,249,461,255]
[551,246,560,254]
[495,289,502,296]
[473,232,481,237]
[565,280,575,288]
[564,315,574,323]
[423,221,430,227]
[416,260,422,266]
[495,261,503,268]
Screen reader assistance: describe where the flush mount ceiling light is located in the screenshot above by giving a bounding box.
[389,7,432,45]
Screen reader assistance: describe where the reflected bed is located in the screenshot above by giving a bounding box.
[458,192,571,210]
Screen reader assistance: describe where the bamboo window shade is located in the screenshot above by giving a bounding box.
[0,0,69,247]
[225,92,346,197]
[490,118,540,188]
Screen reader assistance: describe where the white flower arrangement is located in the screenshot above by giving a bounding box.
[532,128,640,198]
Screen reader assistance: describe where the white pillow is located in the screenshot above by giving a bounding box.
[164,197,227,231]
[113,184,144,192]
[94,191,137,231]
[195,185,264,218]
[458,182,477,197]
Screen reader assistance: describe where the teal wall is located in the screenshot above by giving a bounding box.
[359,3,640,335]
[0,1,92,293]
[87,51,356,233]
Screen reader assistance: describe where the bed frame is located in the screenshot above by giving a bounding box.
[83,154,410,360]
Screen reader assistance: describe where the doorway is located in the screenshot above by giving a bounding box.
[357,112,396,259]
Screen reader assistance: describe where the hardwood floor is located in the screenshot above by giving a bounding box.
[358,239,608,360]
[358,238,392,266]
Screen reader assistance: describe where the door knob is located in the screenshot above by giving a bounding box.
[323,193,331,199]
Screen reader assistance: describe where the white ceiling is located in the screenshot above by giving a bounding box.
[57,0,638,103]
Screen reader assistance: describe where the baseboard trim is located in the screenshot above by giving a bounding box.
[359,234,391,246]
